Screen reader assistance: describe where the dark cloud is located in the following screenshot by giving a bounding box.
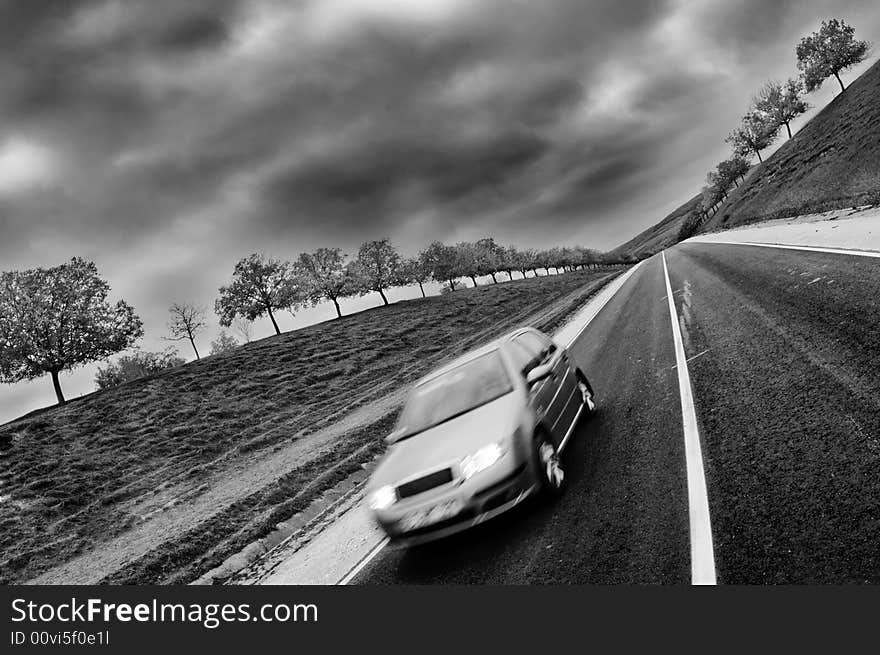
[2,0,880,420]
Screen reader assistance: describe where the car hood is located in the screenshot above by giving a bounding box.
[370,392,522,489]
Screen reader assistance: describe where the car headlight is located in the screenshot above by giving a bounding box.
[369,485,397,510]
[461,442,505,480]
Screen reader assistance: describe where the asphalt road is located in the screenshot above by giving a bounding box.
[352,243,880,584]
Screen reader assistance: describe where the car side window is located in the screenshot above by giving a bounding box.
[511,334,547,375]
[515,333,550,362]
[507,341,536,375]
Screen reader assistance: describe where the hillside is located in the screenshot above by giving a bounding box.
[703,58,880,231]
[0,267,624,584]
[616,57,880,254]
[610,194,702,258]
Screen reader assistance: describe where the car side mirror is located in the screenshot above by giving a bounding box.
[526,363,553,385]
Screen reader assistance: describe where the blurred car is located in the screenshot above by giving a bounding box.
[366,327,596,547]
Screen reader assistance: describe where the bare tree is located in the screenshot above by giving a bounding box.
[797,19,871,94]
[232,316,253,343]
[753,79,809,139]
[166,302,207,359]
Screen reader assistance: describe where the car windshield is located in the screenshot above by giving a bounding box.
[396,351,512,438]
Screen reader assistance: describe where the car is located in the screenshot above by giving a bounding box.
[366,326,596,547]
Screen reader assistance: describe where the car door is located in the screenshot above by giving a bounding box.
[512,332,567,444]
[532,331,581,441]
[527,331,579,440]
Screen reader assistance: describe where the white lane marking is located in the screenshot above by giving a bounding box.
[693,240,880,258]
[338,537,390,585]
[336,262,645,585]
[661,252,717,586]
[806,277,823,285]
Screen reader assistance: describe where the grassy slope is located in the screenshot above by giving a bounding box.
[0,267,623,584]
[611,194,702,258]
[616,58,880,255]
[702,58,880,231]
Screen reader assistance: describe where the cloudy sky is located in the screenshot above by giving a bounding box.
[1,0,878,421]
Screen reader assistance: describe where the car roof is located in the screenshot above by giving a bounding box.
[414,327,538,386]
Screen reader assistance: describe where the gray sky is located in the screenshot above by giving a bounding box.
[1,0,878,422]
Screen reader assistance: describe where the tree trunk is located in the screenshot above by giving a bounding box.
[332,297,342,318]
[755,150,763,163]
[733,179,739,188]
[51,369,66,405]
[543,267,549,275]
[267,306,280,335]
[448,278,456,291]
[490,273,498,284]
[834,71,845,93]
[417,282,425,298]
[784,121,792,139]
[469,275,478,287]
[507,270,514,280]
[188,336,200,360]
[378,288,389,305]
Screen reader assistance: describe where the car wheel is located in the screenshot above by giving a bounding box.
[576,369,596,414]
[535,433,564,495]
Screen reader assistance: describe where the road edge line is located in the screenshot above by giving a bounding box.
[688,240,880,258]
[338,537,390,585]
[661,251,717,586]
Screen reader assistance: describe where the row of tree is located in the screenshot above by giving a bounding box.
[682,18,871,239]
[1,239,635,403]
[211,238,629,339]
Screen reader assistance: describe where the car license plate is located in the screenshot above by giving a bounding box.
[400,499,462,532]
